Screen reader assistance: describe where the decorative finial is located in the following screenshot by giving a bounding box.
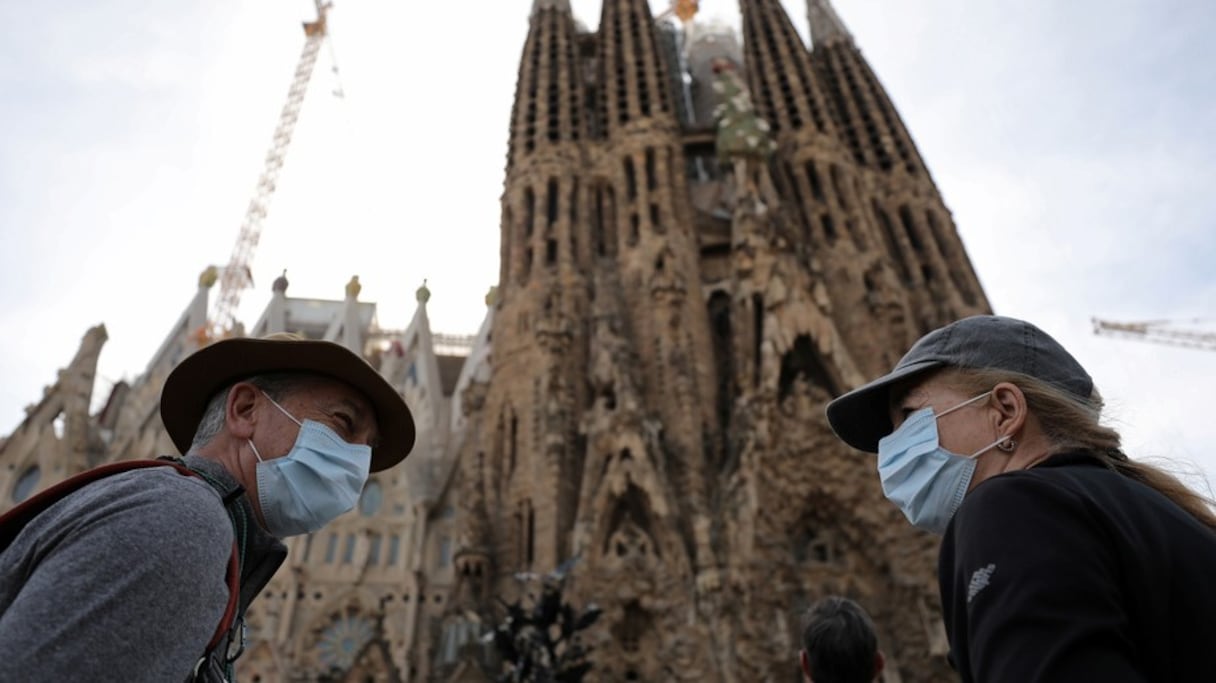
[345,275,361,300]
[485,285,499,307]
[416,278,431,304]
[199,265,219,289]
[272,269,289,294]
[674,0,698,23]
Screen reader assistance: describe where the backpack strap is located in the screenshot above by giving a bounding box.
[206,538,242,653]
[0,459,244,665]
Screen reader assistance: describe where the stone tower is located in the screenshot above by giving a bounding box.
[447,0,990,681]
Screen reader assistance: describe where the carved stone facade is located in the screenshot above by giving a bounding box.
[453,1,986,680]
[1,1,987,681]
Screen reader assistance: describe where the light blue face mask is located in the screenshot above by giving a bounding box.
[876,391,1009,535]
[248,393,372,537]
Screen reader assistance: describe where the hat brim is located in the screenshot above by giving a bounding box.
[160,338,414,472]
[825,359,944,453]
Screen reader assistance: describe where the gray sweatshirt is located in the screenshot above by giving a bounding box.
[0,456,285,682]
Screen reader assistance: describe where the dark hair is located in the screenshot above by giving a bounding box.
[800,596,878,683]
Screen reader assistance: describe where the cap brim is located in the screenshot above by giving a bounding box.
[825,359,943,453]
[160,338,414,472]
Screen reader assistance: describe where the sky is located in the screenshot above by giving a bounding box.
[1,0,1213,487]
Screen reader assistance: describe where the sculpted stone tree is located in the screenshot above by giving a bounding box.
[711,58,778,201]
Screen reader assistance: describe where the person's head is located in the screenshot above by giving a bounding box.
[160,333,415,537]
[799,596,883,683]
[826,315,1216,533]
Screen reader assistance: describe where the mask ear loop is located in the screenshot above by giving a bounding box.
[260,391,303,427]
[249,391,303,464]
[936,390,993,419]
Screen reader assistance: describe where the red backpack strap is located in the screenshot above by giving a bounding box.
[0,459,242,656]
[206,539,242,653]
[0,459,178,549]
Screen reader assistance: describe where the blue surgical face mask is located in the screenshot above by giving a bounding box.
[248,393,372,537]
[876,391,1010,535]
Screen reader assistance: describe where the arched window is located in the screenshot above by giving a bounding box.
[523,187,535,237]
[624,156,637,200]
[546,178,559,227]
[12,465,40,503]
[359,480,383,517]
[708,292,735,451]
[778,334,838,400]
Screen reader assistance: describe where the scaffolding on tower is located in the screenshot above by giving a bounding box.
[202,1,339,342]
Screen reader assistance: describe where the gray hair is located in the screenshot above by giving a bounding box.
[188,373,308,451]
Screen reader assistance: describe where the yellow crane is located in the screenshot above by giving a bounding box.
[203,1,339,341]
[1091,318,1216,352]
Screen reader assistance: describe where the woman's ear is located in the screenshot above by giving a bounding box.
[990,381,1027,440]
[225,382,260,440]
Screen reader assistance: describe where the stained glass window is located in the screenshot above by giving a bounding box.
[325,533,338,563]
[12,465,40,503]
[388,535,401,565]
[317,614,375,672]
[438,536,451,568]
[368,535,381,565]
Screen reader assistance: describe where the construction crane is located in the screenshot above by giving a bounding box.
[203,1,338,341]
[1091,318,1216,352]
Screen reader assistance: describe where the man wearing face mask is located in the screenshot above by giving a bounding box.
[824,315,1216,682]
[0,333,414,682]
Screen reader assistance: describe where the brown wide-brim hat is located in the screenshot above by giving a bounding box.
[160,334,415,471]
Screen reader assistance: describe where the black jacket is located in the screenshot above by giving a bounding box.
[940,452,1216,682]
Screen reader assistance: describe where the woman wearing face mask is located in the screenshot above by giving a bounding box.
[825,315,1216,682]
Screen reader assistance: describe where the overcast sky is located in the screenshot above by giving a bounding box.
[1,0,1213,487]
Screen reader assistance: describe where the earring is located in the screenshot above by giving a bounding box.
[997,438,1016,453]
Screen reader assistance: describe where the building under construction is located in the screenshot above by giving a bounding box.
[0,1,993,680]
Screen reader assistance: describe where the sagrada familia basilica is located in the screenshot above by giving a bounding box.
[0,1,990,680]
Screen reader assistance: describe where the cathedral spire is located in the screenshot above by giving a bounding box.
[808,2,926,174]
[806,0,852,47]
[531,0,570,16]
[739,0,831,135]
[597,0,675,135]
[506,0,584,170]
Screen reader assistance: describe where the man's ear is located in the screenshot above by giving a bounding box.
[874,650,885,680]
[799,650,813,681]
[225,382,260,440]
[990,381,1027,441]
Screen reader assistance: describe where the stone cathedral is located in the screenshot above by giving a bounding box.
[0,1,990,681]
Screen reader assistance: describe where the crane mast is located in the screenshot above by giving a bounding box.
[206,2,334,339]
[1091,318,1216,352]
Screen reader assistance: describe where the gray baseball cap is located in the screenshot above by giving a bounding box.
[826,315,1093,453]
